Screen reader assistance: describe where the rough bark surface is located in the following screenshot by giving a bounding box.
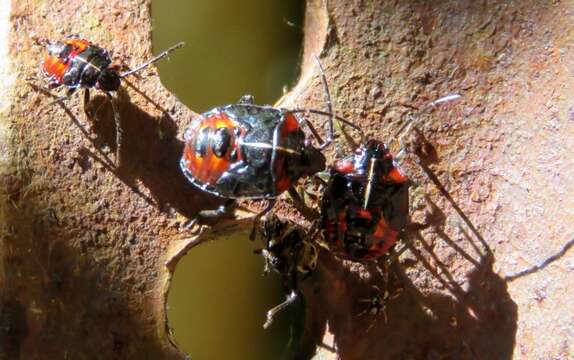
[1,0,573,359]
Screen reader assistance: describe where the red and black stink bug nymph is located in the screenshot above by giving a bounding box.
[321,139,410,261]
[41,35,184,165]
[320,94,461,262]
[180,57,363,229]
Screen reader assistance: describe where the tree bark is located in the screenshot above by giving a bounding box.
[2,0,574,359]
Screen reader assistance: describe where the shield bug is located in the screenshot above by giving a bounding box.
[180,57,362,229]
[254,215,318,329]
[321,139,410,261]
[320,95,461,262]
[41,35,184,165]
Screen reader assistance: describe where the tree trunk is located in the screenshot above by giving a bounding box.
[2,0,573,359]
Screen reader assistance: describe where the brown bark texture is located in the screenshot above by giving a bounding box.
[1,0,574,359]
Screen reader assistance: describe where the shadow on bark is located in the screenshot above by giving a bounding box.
[86,89,221,219]
[291,160,518,360]
[0,196,171,359]
[297,230,517,360]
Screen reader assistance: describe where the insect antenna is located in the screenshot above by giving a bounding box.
[313,55,335,150]
[290,108,365,144]
[393,93,462,140]
[119,41,185,78]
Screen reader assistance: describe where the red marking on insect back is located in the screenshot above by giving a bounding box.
[355,208,372,220]
[183,112,238,185]
[42,55,69,82]
[281,113,300,136]
[334,159,355,174]
[42,38,92,84]
[64,38,90,52]
[272,114,300,193]
[384,168,408,184]
[370,217,400,256]
[337,210,348,236]
[273,152,292,194]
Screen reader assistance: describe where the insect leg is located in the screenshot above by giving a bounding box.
[188,199,237,228]
[287,187,320,221]
[263,290,298,329]
[38,87,76,112]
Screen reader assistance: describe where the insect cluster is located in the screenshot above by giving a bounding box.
[178,58,418,329]
[38,36,452,334]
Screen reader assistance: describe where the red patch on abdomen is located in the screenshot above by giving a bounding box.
[42,55,69,84]
[334,159,355,174]
[281,112,300,136]
[182,112,239,186]
[369,217,399,257]
[42,38,92,85]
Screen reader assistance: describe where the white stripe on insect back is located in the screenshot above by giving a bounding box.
[75,52,104,88]
[238,141,300,155]
[75,52,103,72]
[363,157,377,209]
